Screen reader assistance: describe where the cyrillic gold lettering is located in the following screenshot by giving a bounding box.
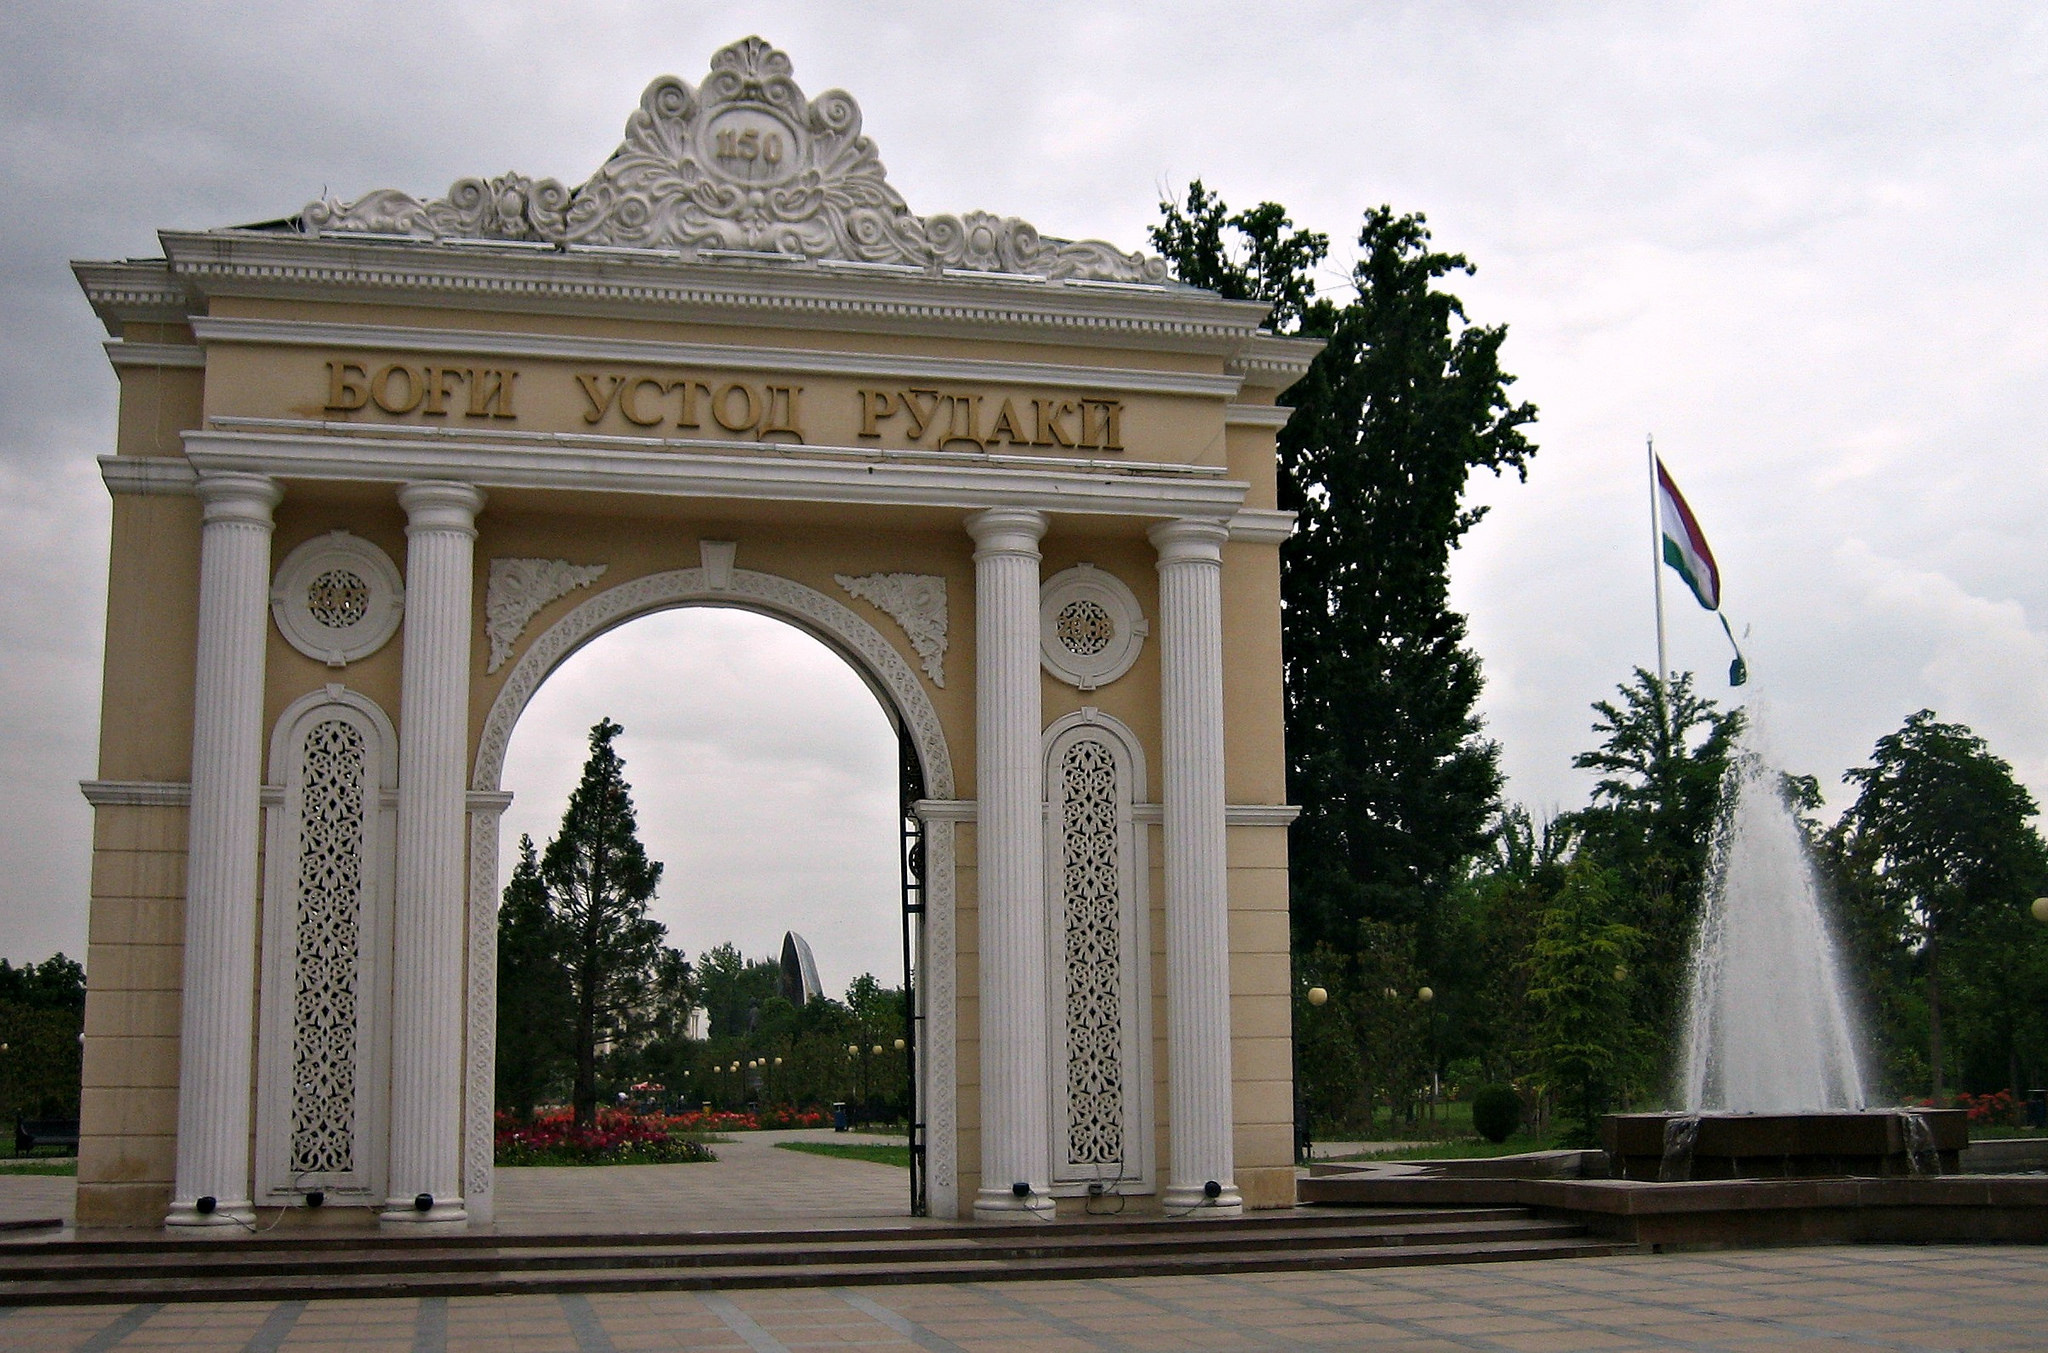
[370,364,423,415]
[986,398,1028,446]
[469,369,517,419]
[759,385,805,443]
[421,366,463,417]
[1078,399,1125,451]
[858,389,895,438]
[938,394,983,452]
[324,362,368,413]
[900,389,940,441]
[665,380,702,429]
[619,376,667,427]
[575,374,621,424]
[711,382,759,434]
[1032,397,1077,448]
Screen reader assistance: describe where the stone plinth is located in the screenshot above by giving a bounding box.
[1602,1110,1969,1181]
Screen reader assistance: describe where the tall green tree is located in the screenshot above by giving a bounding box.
[1526,860,1641,1146]
[1567,669,1742,1073]
[540,718,669,1124]
[1834,711,2048,1100]
[496,835,573,1117]
[1151,183,1537,957]
[0,955,86,1122]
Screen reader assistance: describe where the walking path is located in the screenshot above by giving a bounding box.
[0,1245,2039,1349]
[494,1128,921,1233]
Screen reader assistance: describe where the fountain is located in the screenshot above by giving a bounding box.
[1604,733,1965,1179]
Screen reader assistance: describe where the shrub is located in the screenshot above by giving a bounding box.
[494,1109,717,1166]
[1470,1084,1522,1143]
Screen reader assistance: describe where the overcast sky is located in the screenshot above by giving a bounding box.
[3,2,2044,985]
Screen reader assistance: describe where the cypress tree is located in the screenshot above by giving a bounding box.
[540,718,668,1125]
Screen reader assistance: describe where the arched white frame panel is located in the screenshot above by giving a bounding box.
[255,685,398,1208]
[1041,708,1153,1194]
[464,566,960,1218]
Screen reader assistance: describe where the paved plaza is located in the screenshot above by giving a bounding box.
[0,1245,2035,1350]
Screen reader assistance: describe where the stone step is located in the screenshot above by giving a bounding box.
[0,1232,1632,1306]
[0,1204,1535,1257]
[0,1216,1591,1286]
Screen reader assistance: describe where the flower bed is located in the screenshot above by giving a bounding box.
[495,1109,716,1166]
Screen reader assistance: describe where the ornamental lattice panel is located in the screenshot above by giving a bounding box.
[290,718,366,1176]
[1058,737,1125,1168]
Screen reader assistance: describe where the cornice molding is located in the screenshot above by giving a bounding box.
[183,427,1248,519]
[80,780,191,807]
[72,780,509,813]
[104,340,204,370]
[71,259,195,335]
[203,415,1227,480]
[1228,333,1323,388]
[100,455,198,497]
[1223,403,1295,430]
[1226,509,1296,545]
[189,316,1242,399]
[916,798,1299,827]
[154,231,1271,354]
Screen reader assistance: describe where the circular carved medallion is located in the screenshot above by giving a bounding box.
[700,106,802,187]
[1040,565,1146,691]
[272,532,404,667]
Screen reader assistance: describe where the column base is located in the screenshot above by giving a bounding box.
[973,1186,1056,1220]
[1161,1182,1243,1218]
[164,1201,255,1230]
[378,1198,469,1231]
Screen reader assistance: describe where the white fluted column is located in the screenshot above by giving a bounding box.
[385,481,485,1228]
[1150,517,1241,1216]
[966,507,1054,1217]
[166,474,283,1229]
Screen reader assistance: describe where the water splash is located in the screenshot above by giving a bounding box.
[1679,725,1869,1113]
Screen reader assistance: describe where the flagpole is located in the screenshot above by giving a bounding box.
[1648,434,1668,685]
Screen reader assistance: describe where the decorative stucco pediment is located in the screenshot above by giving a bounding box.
[301,37,1168,286]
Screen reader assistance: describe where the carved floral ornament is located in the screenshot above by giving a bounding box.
[299,37,1168,285]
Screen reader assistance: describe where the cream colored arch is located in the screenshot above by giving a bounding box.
[460,565,959,1220]
[472,566,953,798]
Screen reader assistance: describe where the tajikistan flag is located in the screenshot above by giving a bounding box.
[1656,458,1720,610]
[1656,457,1747,686]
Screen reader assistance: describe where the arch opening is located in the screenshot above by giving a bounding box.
[466,567,957,1222]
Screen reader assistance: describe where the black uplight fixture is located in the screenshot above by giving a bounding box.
[195,1195,217,1215]
[1011,1181,1031,1199]
[1203,1180,1222,1200]
[414,1192,434,1213]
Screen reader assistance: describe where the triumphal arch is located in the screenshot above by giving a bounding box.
[71,38,1315,1229]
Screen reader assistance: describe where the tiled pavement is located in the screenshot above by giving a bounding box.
[0,1246,2041,1351]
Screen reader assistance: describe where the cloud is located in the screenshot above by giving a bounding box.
[3,1,2046,967]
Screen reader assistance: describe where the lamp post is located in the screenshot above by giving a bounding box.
[1417,986,1438,1132]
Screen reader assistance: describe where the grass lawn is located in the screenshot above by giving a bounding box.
[774,1141,911,1169]
[1324,1135,1562,1163]
[0,1158,76,1176]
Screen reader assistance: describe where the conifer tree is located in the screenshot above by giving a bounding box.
[495,834,572,1118]
[540,718,668,1125]
[1151,185,1537,957]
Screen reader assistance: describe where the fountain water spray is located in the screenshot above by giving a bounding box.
[1678,726,1868,1113]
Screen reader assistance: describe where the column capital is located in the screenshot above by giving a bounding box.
[398,481,487,536]
[194,472,282,528]
[1148,516,1230,565]
[965,507,1048,560]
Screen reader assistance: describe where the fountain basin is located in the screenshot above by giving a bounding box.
[1603,1110,1967,1181]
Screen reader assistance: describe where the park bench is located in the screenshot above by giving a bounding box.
[13,1119,79,1156]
